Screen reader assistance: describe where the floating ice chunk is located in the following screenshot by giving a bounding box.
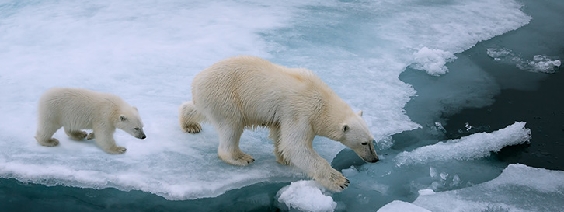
[410,47,457,76]
[487,48,561,73]
[378,200,431,212]
[486,48,513,59]
[486,164,564,192]
[342,166,359,177]
[519,55,561,73]
[396,122,531,166]
[277,180,336,212]
[418,189,435,196]
[413,164,564,212]
[429,167,438,178]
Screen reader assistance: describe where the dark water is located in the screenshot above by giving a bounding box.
[0,179,286,212]
[399,0,564,171]
[444,54,564,171]
[442,0,564,171]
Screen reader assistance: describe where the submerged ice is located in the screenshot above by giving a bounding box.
[1,0,557,211]
[413,164,564,212]
[487,48,561,73]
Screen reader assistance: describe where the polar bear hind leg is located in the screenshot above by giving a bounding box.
[64,127,88,141]
[35,121,61,147]
[179,101,204,133]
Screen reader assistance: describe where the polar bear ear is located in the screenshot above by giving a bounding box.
[357,110,363,116]
[120,115,127,121]
[133,106,138,111]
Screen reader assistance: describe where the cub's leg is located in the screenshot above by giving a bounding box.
[269,126,290,165]
[64,127,88,141]
[179,101,204,133]
[215,121,254,166]
[93,125,126,154]
[35,121,61,147]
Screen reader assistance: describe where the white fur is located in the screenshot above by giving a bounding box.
[35,87,146,154]
[180,56,378,191]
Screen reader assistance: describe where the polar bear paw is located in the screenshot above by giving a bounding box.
[219,152,255,166]
[182,123,202,134]
[38,138,60,147]
[86,133,95,140]
[68,131,88,140]
[106,146,127,154]
[275,151,291,165]
[317,169,350,192]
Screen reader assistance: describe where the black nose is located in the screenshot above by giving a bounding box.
[140,135,146,139]
[369,157,379,163]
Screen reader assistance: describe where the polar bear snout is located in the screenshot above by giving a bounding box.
[135,131,146,139]
[360,152,379,163]
[367,155,379,163]
[353,140,379,163]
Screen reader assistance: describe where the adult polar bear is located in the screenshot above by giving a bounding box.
[35,88,146,154]
[179,56,378,191]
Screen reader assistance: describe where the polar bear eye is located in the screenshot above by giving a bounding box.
[343,125,350,132]
[361,142,368,145]
[134,127,140,131]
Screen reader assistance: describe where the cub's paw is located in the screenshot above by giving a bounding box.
[86,133,95,140]
[38,138,60,147]
[219,152,255,166]
[69,131,88,140]
[182,123,202,134]
[106,146,127,154]
[317,169,350,192]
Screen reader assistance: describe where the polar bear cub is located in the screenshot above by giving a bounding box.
[35,87,146,154]
[179,56,379,191]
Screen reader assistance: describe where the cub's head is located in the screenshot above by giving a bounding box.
[115,106,146,140]
[336,111,378,163]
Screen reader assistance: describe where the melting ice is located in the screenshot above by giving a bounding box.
[395,122,531,166]
[379,164,564,212]
[0,0,561,211]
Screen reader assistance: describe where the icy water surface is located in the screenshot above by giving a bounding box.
[1,0,563,211]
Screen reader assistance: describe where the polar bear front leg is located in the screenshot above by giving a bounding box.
[280,122,350,192]
[269,126,290,165]
[93,126,126,154]
[215,123,254,166]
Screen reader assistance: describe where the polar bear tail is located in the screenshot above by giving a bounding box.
[179,101,205,133]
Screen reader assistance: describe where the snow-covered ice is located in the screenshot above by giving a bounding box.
[2,1,560,211]
[277,180,336,212]
[396,122,531,166]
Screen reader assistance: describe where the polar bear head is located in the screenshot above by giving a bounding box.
[115,106,146,139]
[336,111,379,163]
